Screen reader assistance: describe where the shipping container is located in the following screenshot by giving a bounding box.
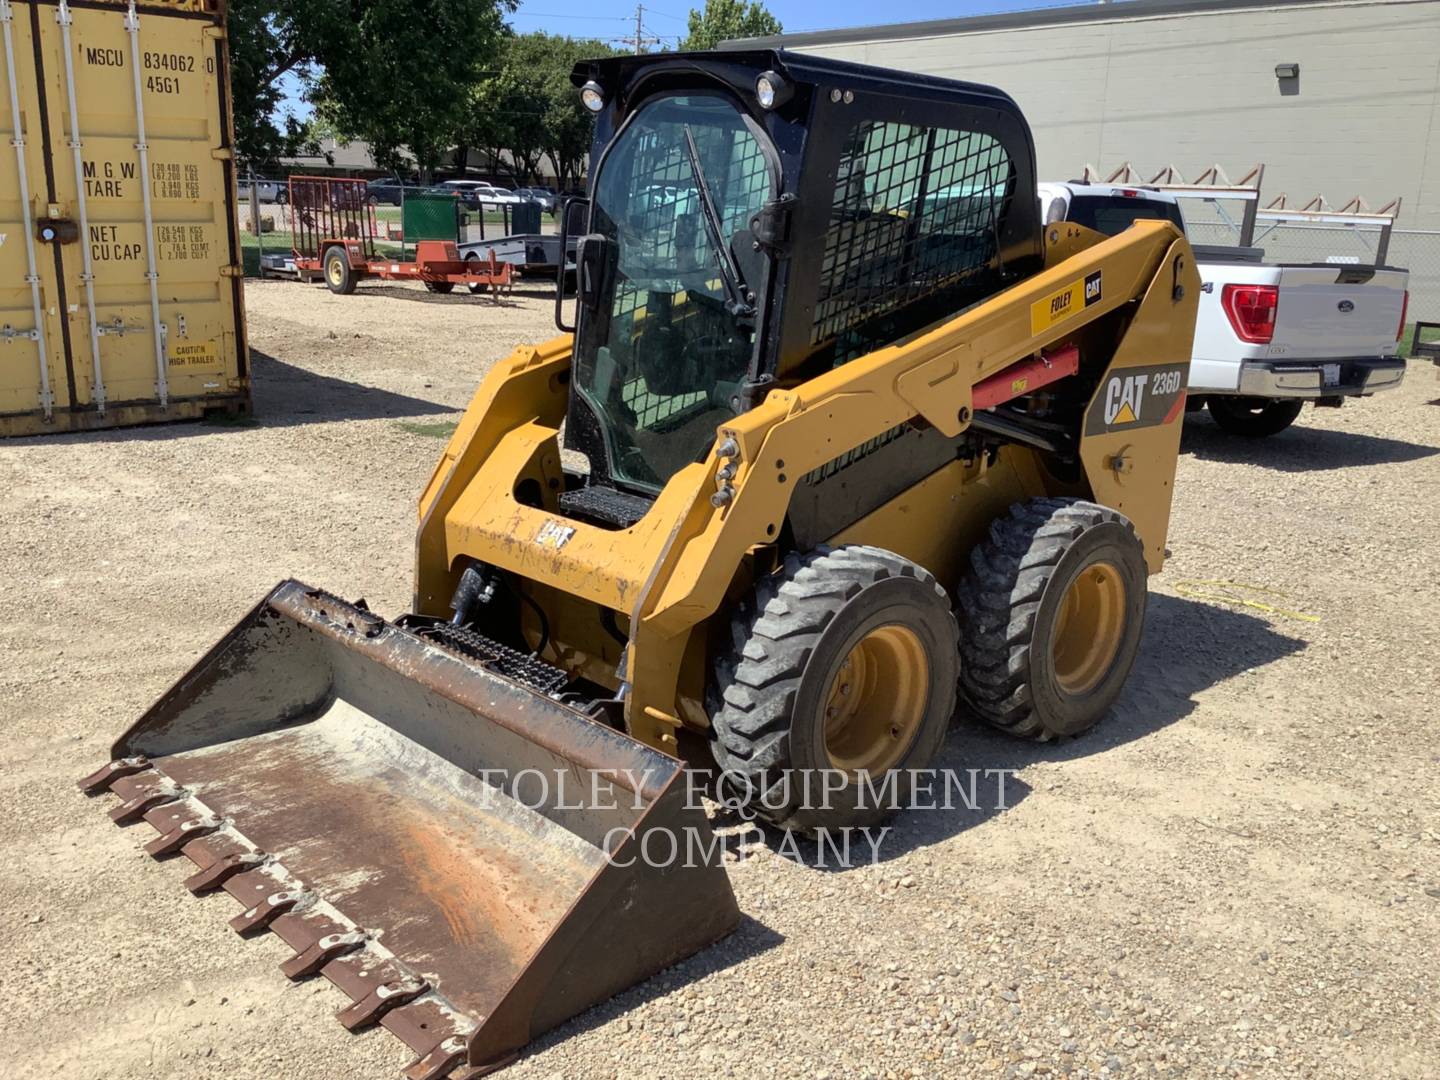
[1,0,247,437]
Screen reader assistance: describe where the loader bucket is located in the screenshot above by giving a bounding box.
[79,581,739,1079]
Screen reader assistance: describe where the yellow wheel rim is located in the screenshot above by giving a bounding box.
[823,624,929,777]
[1051,561,1125,695]
[327,258,344,286]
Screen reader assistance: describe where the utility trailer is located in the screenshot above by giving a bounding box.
[281,176,513,297]
[458,233,576,280]
[457,197,576,286]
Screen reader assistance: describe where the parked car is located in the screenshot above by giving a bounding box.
[1040,181,1408,436]
[237,177,287,204]
[515,187,557,212]
[436,180,523,208]
[365,178,416,206]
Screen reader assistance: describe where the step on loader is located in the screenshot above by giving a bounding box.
[81,50,1200,1078]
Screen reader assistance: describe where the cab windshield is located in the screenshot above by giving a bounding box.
[575,93,774,492]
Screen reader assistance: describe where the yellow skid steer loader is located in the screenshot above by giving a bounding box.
[81,50,1199,1078]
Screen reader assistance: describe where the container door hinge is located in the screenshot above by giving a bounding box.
[202,24,225,40]
[211,146,234,161]
[220,264,244,278]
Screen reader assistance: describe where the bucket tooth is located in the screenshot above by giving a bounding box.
[108,784,184,824]
[403,1036,470,1080]
[336,976,430,1031]
[229,889,312,935]
[78,755,151,794]
[144,813,221,858]
[280,931,369,980]
[184,851,269,895]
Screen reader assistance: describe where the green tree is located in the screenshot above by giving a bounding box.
[679,0,781,51]
[227,0,513,175]
[462,32,618,188]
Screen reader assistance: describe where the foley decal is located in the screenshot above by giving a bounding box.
[1030,270,1103,336]
[1084,363,1188,436]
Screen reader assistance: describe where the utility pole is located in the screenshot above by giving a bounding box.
[624,2,662,54]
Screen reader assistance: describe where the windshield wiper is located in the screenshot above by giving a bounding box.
[682,125,754,319]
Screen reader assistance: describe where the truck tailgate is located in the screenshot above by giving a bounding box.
[1272,266,1406,358]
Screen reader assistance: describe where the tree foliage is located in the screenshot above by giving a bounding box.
[679,0,782,51]
[227,0,512,173]
[463,32,619,187]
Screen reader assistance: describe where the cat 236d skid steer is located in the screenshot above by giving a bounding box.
[81,50,1200,1079]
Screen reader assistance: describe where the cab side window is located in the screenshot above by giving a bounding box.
[812,120,1014,367]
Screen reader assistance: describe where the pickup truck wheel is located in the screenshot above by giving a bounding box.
[1207,396,1304,437]
[709,546,959,832]
[957,498,1146,741]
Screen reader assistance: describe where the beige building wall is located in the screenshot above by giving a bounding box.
[743,0,1440,229]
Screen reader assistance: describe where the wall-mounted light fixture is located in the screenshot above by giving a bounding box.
[1275,63,1299,79]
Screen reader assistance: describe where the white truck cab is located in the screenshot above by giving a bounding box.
[1040,182,1408,436]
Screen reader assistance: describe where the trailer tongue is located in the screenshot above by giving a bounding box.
[80,581,738,1079]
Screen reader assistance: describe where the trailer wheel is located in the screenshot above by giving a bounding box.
[957,498,1146,741]
[323,246,357,295]
[1207,396,1304,437]
[709,546,959,832]
[465,254,487,295]
[424,281,456,295]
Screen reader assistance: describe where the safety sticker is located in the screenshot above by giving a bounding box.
[1084,363,1188,436]
[1030,270,1103,336]
[168,340,220,367]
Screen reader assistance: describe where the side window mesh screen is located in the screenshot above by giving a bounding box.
[813,121,1014,367]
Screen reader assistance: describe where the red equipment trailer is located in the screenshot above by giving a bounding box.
[286,177,512,298]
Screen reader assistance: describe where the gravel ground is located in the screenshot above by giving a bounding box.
[1,278,1437,1080]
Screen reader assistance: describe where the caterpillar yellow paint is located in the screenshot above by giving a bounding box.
[0,0,247,436]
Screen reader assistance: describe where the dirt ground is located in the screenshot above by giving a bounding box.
[1,278,1437,1080]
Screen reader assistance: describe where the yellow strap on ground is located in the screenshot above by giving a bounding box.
[1170,579,1321,623]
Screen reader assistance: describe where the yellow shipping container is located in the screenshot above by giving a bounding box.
[1,0,247,436]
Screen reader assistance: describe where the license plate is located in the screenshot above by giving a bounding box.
[1322,363,1341,386]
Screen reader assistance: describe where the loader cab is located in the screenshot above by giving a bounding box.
[564,50,1043,502]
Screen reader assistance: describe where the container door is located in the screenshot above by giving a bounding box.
[35,0,244,413]
[0,0,73,420]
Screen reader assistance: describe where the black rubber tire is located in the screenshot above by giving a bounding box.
[466,255,487,295]
[424,280,456,295]
[1207,396,1304,437]
[322,246,356,295]
[709,545,959,832]
[957,498,1147,741]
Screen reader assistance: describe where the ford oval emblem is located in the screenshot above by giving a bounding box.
[1338,299,1355,313]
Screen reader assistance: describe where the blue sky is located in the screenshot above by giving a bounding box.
[283,0,1087,121]
[508,0,1084,46]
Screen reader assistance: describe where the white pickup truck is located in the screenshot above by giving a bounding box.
[1039,182,1409,436]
